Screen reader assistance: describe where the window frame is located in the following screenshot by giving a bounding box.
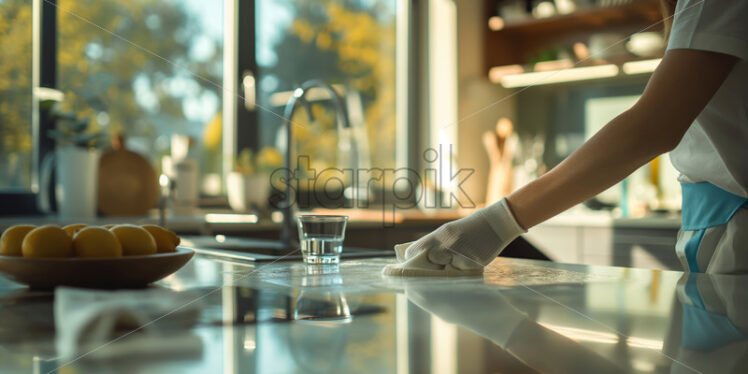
[0,0,56,215]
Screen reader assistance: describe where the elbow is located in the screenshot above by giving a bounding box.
[639,128,683,158]
[656,131,683,153]
[625,106,688,155]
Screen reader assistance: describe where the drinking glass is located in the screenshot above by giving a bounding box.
[296,215,348,264]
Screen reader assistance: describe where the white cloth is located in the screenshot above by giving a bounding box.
[54,287,202,360]
[667,0,748,197]
[382,198,526,276]
[384,241,484,276]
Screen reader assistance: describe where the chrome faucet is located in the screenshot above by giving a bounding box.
[278,80,354,249]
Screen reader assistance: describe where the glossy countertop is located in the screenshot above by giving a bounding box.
[1,254,745,373]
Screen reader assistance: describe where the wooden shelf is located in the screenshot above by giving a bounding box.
[498,1,662,34]
[484,0,664,71]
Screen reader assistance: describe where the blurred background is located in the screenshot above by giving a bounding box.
[0,0,682,269]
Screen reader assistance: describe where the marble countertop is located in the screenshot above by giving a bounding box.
[1,254,744,373]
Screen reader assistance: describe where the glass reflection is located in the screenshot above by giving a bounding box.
[288,293,351,373]
[216,263,387,373]
[288,265,353,371]
[294,291,352,323]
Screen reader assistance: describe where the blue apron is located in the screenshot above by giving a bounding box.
[678,182,748,273]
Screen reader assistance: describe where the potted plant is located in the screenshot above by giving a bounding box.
[38,90,108,218]
[227,147,283,212]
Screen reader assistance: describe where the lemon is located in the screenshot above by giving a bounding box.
[109,224,157,256]
[73,227,122,258]
[0,225,36,256]
[22,225,74,258]
[141,225,180,253]
[62,223,87,237]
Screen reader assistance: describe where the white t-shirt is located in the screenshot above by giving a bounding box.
[667,0,748,197]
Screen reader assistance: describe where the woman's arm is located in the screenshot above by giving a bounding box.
[507,49,737,229]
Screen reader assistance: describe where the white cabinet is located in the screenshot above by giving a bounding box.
[524,216,681,270]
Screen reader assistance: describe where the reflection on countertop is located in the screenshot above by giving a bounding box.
[0,254,745,373]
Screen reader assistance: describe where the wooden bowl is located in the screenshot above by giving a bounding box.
[0,247,194,290]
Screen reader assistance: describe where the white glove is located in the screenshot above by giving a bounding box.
[383,198,526,276]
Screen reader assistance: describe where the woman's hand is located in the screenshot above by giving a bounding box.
[382,198,525,276]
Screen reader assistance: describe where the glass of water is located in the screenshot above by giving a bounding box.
[296,215,348,264]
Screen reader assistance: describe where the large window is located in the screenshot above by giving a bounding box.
[255,0,398,176]
[0,0,33,190]
[57,0,224,193]
[0,0,411,213]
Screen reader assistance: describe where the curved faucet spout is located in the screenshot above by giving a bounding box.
[279,80,353,248]
[282,80,351,130]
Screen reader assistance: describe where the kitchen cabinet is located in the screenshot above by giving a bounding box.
[525,214,681,270]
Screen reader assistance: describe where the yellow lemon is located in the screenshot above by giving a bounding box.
[0,225,36,256]
[103,224,115,229]
[73,227,122,258]
[22,225,74,258]
[109,224,157,256]
[62,223,87,237]
[141,225,180,253]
